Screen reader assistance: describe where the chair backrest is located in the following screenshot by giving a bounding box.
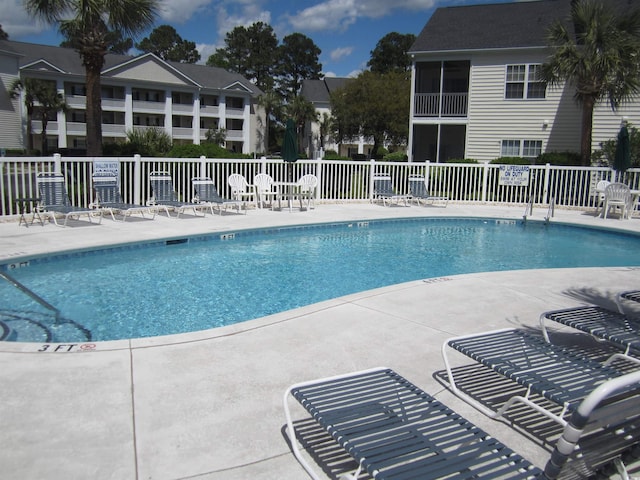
[37,172,72,207]
[543,369,640,479]
[192,177,222,202]
[296,174,318,192]
[228,173,249,194]
[92,174,122,204]
[253,173,274,193]
[408,176,428,197]
[373,175,395,195]
[595,180,611,200]
[605,182,631,202]
[149,171,178,202]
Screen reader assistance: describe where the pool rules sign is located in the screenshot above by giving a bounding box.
[499,165,530,187]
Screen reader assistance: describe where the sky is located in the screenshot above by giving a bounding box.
[1,0,514,78]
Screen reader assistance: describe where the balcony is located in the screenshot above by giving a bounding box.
[414,93,468,117]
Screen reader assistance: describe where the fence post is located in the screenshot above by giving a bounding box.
[315,157,323,203]
[481,161,489,203]
[369,158,376,202]
[53,153,62,173]
[424,160,431,188]
[199,156,207,178]
[543,163,551,205]
[133,154,142,205]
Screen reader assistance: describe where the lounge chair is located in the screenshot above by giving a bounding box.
[284,366,640,480]
[617,289,640,312]
[148,171,206,218]
[372,174,411,207]
[296,174,318,210]
[442,328,627,425]
[191,177,244,215]
[92,174,157,221]
[408,175,448,207]
[253,173,278,209]
[228,173,256,207]
[539,305,640,366]
[36,172,103,226]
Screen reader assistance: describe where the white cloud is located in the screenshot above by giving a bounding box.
[0,0,49,37]
[158,0,212,24]
[286,0,438,32]
[330,46,353,61]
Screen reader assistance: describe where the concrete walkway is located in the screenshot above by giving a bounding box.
[0,202,639,479]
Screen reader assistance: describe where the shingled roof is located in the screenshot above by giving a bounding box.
[0,39,261,95]
[409,0,638,55]
[301,77,351,104]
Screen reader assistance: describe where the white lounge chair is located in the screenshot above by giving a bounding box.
[148,171,206,218]
[372,174,410,207]
[92,174,157,221]
[191,177,244,215]
[285,366,640,480]
[408,175,448,207]
[36,172,103,226]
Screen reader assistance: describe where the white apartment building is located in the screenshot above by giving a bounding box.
[0,40,264,154]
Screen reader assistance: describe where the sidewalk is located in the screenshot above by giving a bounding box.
[0,203,639,479]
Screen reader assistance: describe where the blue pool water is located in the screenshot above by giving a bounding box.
[1,217,640,343]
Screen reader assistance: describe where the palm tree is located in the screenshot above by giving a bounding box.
[257,90,283,154]
[285,95,317,155]
[541,0,640,165]
[35,83,68,155]
[8,78,37,153]
[25,0,159,156]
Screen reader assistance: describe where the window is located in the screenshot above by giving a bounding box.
[501,139,542,159]
[501,140,520,157]
[522,140,542,158]
[505,64,546,99]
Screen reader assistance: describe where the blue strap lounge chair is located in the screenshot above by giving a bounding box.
[284,367,640,480]
[442,328,627,425]
[408,175,448,207]
[191,177,244,215]
[92,174,157,221]
[36,172,103,226]
[149,171,207,218]
[539,305,640,366]
[372,175,411,207]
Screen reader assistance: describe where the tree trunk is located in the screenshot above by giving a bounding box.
[25,106,34,154]
[41,117,48,156]
[580,96,595,166]
[85,63,104,157]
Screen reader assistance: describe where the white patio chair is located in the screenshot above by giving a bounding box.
[228,174,256,208]
[253,173,278,209]
[603,182,631,219]
[296,174,318,210]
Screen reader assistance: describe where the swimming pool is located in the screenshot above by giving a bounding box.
[1,217,640,343]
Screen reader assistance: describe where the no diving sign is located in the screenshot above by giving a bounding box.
[499,165,530,187]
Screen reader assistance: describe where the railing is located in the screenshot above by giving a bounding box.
[413,93,468,117]
[1,154,638,217]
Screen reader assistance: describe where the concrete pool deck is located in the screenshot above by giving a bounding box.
[0,202,639,479]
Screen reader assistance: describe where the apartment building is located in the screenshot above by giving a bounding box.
[0,40,264,154]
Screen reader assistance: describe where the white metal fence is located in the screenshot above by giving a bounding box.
[1,154,638,216]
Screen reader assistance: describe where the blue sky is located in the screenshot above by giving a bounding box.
[2,0,513,78]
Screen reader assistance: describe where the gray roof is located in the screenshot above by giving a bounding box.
[410,0,635,54]
[301,77,351,104]
[0,39,261,95]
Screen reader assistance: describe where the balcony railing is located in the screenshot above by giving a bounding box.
[2,155,638,217]
[414,93,468,117]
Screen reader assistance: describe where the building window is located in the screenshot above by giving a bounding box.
[505,64,546,99]
[501,139,520,157]
[501,139,542,159]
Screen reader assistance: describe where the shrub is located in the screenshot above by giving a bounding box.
[167,143,251,158]
[537,151,581,166]
[383,151,408,162]
[445,158,479,164]
[489,157,529,165]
